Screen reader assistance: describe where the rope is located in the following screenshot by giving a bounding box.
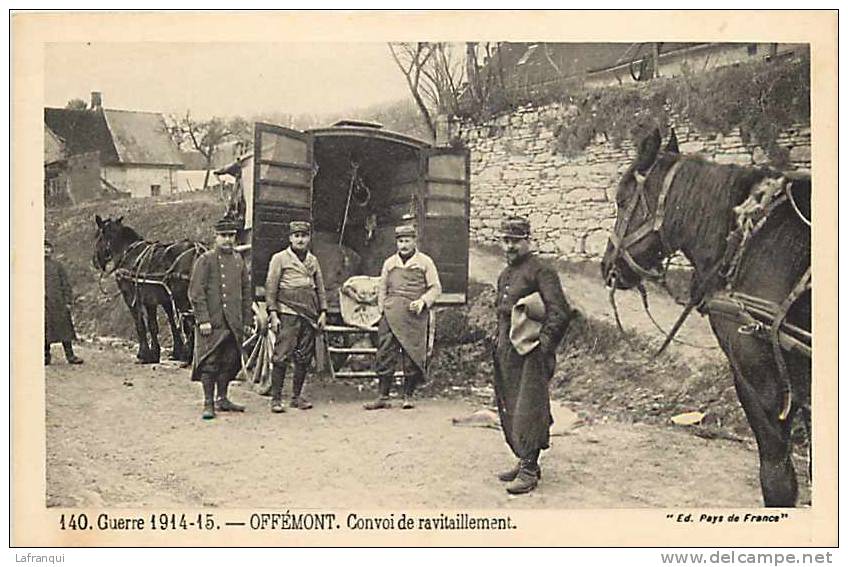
[636,283,720,351]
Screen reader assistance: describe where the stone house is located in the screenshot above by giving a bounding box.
[44,92,183,204]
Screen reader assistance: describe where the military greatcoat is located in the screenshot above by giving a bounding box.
[493,253,575,460]
[188,248,252,381]
[45,257,76,344]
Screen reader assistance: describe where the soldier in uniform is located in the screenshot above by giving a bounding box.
[44,239,83,365]
[189,216,252,420]
[492,217,575,494]
[266,220,328,413]
[364,223,441,410]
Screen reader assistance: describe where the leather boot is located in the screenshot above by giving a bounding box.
[497,462,521,482]
[291,363,313,410]
[63,341,84,364]
[201,375,216,420]
[215,375,245,412]
[498,462,542,482]
[506,461,541,495]
[402,373,418,409]
[364,396,391,410]
[270,364,286,413]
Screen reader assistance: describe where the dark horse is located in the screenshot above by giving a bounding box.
[94,215,205,364]
[601,129,811,507]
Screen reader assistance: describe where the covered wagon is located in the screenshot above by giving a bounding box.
[221,120,471,387]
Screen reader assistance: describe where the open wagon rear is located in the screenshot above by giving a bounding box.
[228,120,471,386]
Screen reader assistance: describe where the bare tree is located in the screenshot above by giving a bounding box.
[388,42,467,141]
[463,42,506,116]
[169,112,234,190]
[389,43,437,140]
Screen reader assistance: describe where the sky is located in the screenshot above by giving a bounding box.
[44,42,413,119]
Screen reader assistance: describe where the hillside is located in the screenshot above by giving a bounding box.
[45,191,227,342]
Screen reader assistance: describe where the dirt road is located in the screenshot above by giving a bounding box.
[46,343,769,509]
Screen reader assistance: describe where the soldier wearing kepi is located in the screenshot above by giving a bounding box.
[265,220,328,413]
[189,216,252,420]
[364,223,441,410]
[493,216,575,494]
[44,239,83,365]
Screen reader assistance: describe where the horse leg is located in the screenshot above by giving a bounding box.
[801,404,812,482]
[182,313,195,365]
[162,301,185,361]
[128,296,151,362]
[722,336,798,507]
[144,303,161,363]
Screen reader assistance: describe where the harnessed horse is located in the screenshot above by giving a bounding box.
[601,129,811,507]
[93,215,206,364]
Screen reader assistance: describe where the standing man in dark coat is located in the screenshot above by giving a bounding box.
[266,220,328,413]
[492,217,575,494]
[44,240,83,365]
[364,223,441,410]
[189,216,253,420]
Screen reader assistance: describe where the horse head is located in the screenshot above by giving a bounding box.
[93,214,132,271]
[601,128,680,290]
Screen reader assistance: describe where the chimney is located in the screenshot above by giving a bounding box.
[91,91,102,111]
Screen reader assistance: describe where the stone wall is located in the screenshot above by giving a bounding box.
[450,103,811,262]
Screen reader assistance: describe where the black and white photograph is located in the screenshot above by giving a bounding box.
[11,10,837,550]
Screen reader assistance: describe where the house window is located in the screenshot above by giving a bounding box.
[747,44,758,56]
[150,184,161,196]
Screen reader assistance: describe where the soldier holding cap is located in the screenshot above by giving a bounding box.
[44,239,83,365]
[189,215,252,420]
[364,223,441,410]
[492,216,576,494]
[265,220,328,413]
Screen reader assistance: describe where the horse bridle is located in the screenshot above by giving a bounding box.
[608,157,684,281]
[93,227,114,271]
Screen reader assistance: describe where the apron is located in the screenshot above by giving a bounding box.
[383,265,429,373]
[274,285,321,362]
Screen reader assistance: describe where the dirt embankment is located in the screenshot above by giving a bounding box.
[45,191,226,342]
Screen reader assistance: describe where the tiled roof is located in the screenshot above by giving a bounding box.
[103,109,183,166]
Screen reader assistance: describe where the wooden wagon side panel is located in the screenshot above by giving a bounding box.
[419,146,470,305]
[251,122,314,299]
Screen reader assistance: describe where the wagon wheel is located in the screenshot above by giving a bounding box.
[242,326,272,396]
[241,301,275,395]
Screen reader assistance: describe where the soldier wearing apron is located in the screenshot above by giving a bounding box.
[189,216,252,420]
[364,224,441,410]
[493,217,576,494]
[266,221,328,413]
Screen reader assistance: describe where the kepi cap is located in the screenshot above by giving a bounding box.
[289,220,311,234]
[214,216,239,234]
[497,216,531,239]
[394,224,416,238]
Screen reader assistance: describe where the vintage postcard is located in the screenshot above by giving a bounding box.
[11,10,837,548]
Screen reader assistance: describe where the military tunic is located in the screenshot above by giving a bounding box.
[493,253,575,460]
[265,247,328,365]
[188,248,252,381]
